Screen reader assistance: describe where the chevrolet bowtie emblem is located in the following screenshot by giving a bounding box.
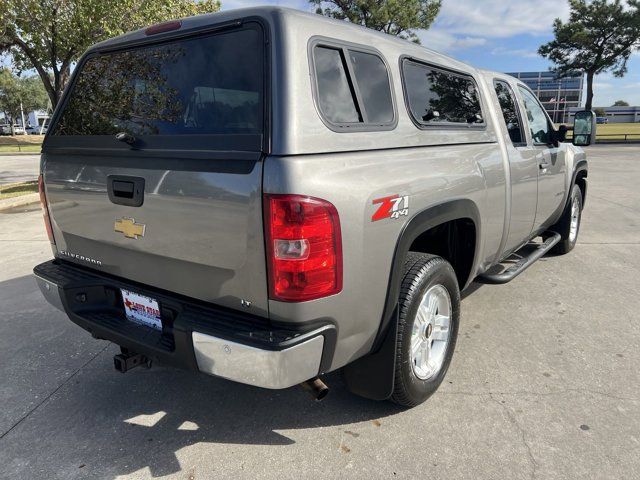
[114,217,146,239]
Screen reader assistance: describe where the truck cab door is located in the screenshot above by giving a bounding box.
[517,86,567,231]
[491,80,538,255]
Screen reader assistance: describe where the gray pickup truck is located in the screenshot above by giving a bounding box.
[34,7,593,407]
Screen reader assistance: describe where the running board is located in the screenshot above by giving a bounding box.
[478,232,561,285]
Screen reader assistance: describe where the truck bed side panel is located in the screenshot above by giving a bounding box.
[263,143,504,370]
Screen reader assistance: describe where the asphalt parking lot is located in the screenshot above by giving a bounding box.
[0,154,39,185]
[0,145,638,479]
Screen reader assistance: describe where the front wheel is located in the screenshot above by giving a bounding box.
[391,253,460,407]
[552,184,583,255]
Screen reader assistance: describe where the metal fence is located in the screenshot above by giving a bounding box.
[565,132,640,143]
[594,133,640,143]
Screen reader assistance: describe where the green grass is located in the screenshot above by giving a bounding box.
[0,181,38,200]
[0,144,41,153]
[595,123,640,140]
[562,122,640,141]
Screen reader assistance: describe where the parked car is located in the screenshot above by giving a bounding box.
[34,7,592,407]
[26,124,48,135]
[596,116,608,124]
[0,124,25,135]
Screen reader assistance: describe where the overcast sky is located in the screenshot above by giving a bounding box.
[223,0,640,107]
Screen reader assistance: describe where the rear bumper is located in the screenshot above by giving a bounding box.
[34,259,336,389]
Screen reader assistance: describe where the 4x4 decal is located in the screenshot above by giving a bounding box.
[372,195,410,221]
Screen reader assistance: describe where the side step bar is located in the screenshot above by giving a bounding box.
[478,232,561,285]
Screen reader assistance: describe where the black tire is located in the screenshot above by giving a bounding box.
[391,252,460,407]
[551,184,583,255]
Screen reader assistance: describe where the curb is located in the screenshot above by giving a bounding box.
[0,193,40,212]
[0,152,41,156]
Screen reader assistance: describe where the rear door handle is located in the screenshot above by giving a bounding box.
[112,180,135,198]
[107,175,145,207]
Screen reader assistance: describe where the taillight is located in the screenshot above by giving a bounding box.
[38,174,55,244]
[264,194,342,302]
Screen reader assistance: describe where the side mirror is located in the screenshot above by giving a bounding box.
[551,124,569,147]
[572,110,597,146]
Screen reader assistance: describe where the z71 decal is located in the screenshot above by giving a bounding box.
[372,195,410,222]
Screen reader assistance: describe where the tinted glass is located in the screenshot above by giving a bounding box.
[53,27,263,136]
[314,46,360,123]
[403,61,483,125]
[518,86,550,144]
[348,50,393,124]
[494,81,524,145]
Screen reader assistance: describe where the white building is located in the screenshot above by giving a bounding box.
[27,110,50,127]
[0,109,50,127]
[569,106,640,123]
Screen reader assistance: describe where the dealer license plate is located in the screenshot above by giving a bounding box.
[120,289,162,331]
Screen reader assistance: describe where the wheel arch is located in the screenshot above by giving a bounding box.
[375,198,481,348]
[343,199,481,401]
[574,161,588,207]
[543,159,589,233]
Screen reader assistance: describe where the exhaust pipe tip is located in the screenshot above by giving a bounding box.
[301,377,329,402]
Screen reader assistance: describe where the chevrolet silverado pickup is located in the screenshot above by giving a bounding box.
[34,7,594,407]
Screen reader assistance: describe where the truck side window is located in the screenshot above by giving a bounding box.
[493,80,524,145]
[518,86,550,145]
[348,50,394,124]
[402,59,484,126]
[313,46,362,124]
[312,43,395,129]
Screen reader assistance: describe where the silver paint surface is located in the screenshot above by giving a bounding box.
[41,6,586,374]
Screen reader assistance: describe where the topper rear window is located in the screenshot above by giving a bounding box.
[51,24,265,148]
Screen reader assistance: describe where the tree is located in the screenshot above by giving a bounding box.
[594,107,607,116]
[0,0,221,109]
[55,45,183,135]
[310,0,441,43]
[613,99,630,106]
[538,0,640,112]
[0,68,48,133]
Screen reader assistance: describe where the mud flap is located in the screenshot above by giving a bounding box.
[342,308,398,401]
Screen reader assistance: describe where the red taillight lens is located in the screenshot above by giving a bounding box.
[38,174,55,244]
[264,194,342,302]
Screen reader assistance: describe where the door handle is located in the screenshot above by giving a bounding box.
[112,180,135,198]
[107,175,145,207]
[539,161,551,170]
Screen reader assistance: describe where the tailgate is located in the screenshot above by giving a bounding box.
[41,21,270,316]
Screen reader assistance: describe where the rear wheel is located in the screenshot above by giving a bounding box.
[391,253,460,407]
[552,184,583,255]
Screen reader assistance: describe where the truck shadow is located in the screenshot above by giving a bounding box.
[0,274,404,479]
[64,366,402,478]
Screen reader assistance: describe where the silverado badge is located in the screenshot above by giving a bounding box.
[114,217,146,239]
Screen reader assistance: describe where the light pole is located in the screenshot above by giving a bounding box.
[20,101,26,131]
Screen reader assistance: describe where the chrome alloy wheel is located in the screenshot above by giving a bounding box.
[569,190,580,243]
[410,284,452,381]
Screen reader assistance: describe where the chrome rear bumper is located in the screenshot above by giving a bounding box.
[33,260,333,390]
[192,331,325,389]
[35,274,65,311]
